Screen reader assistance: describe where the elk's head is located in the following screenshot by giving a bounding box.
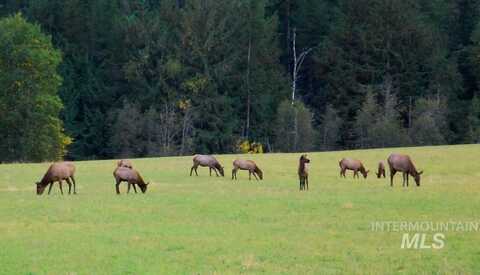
[256,168,263,180]
[414,171,423,186]
[35,182,46,195]
[300,154,310,164]
[140,182,150,193]
[218,166,225,177]
[362,170,370,179]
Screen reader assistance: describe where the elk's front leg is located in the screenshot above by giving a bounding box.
[132,183,138,193]
[115,180,121,194]
[390,170,396,187]
[66,178,72,194]
[48,182,54,194]
[58,181,63,195]
[70,176,77,194]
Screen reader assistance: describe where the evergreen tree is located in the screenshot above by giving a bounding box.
[467,96,480,143]
[274,100,315,152]
[318,104,342,151]
[409,97,448,145]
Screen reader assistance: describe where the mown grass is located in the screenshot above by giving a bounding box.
[0,144,479,274]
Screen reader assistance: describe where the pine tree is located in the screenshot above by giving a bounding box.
[318,104,342,151]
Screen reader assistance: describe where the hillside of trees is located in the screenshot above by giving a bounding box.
[1,0,480,162]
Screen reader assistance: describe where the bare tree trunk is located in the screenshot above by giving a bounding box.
[293,107,298,152]
[246,35,252,139]
[408,96,412,129]
[292,28,297,104]
[291,28,313,104]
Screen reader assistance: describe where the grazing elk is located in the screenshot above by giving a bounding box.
[232,159,263,181]
[298,154,310,191]
[190,155,224,177]
[117,159,133,169]
[387,153,423,187]
[376,161,386,178]
[113,167,150,194]
[35,162,77,195]
[339,158,369,179]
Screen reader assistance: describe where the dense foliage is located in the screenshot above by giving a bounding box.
[0,14,68,162]
[1,0,480,161]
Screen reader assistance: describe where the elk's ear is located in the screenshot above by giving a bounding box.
[366,170,370,174]
[146,182,150,186]
[35,182,39,185]
[418,170,424,175]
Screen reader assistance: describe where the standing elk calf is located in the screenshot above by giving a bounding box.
[35,162,77,195]
[339,158,369,179]
[117,159,133,169]
[298,154,310,191]
[190,155,224,177]
[376,161,386,178]
[113,167,150,194]
[232,159,263,181]
[387,153,423,187]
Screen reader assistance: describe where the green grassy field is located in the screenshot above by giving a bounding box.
[0,145,479,274]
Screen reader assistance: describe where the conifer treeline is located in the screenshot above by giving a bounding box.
[1,0,479,161]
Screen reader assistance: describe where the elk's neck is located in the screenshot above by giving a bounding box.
[39,171,52,186]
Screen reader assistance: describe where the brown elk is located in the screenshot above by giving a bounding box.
[35,162,76,195]
[190,155,224,177]
[298,154,310,191]
[339,158,369,179]
[232,159,263,181]
[387,153,423,187]
[117,159,133,169]
[113,167,150,194]
[376,161,386,178]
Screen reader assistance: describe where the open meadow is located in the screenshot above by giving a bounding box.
[0,145,479,274]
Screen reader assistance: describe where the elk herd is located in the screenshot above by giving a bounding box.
[34,153,423,195]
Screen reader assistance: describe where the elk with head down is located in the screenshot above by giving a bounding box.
[376,161,386,178]
[387,153,423,187]
[190,155,224,177]
[232,159,263,181]
[298,154,310,191]
[113,167,150,194]
[339,158,369,179]
[35,162,77,195]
